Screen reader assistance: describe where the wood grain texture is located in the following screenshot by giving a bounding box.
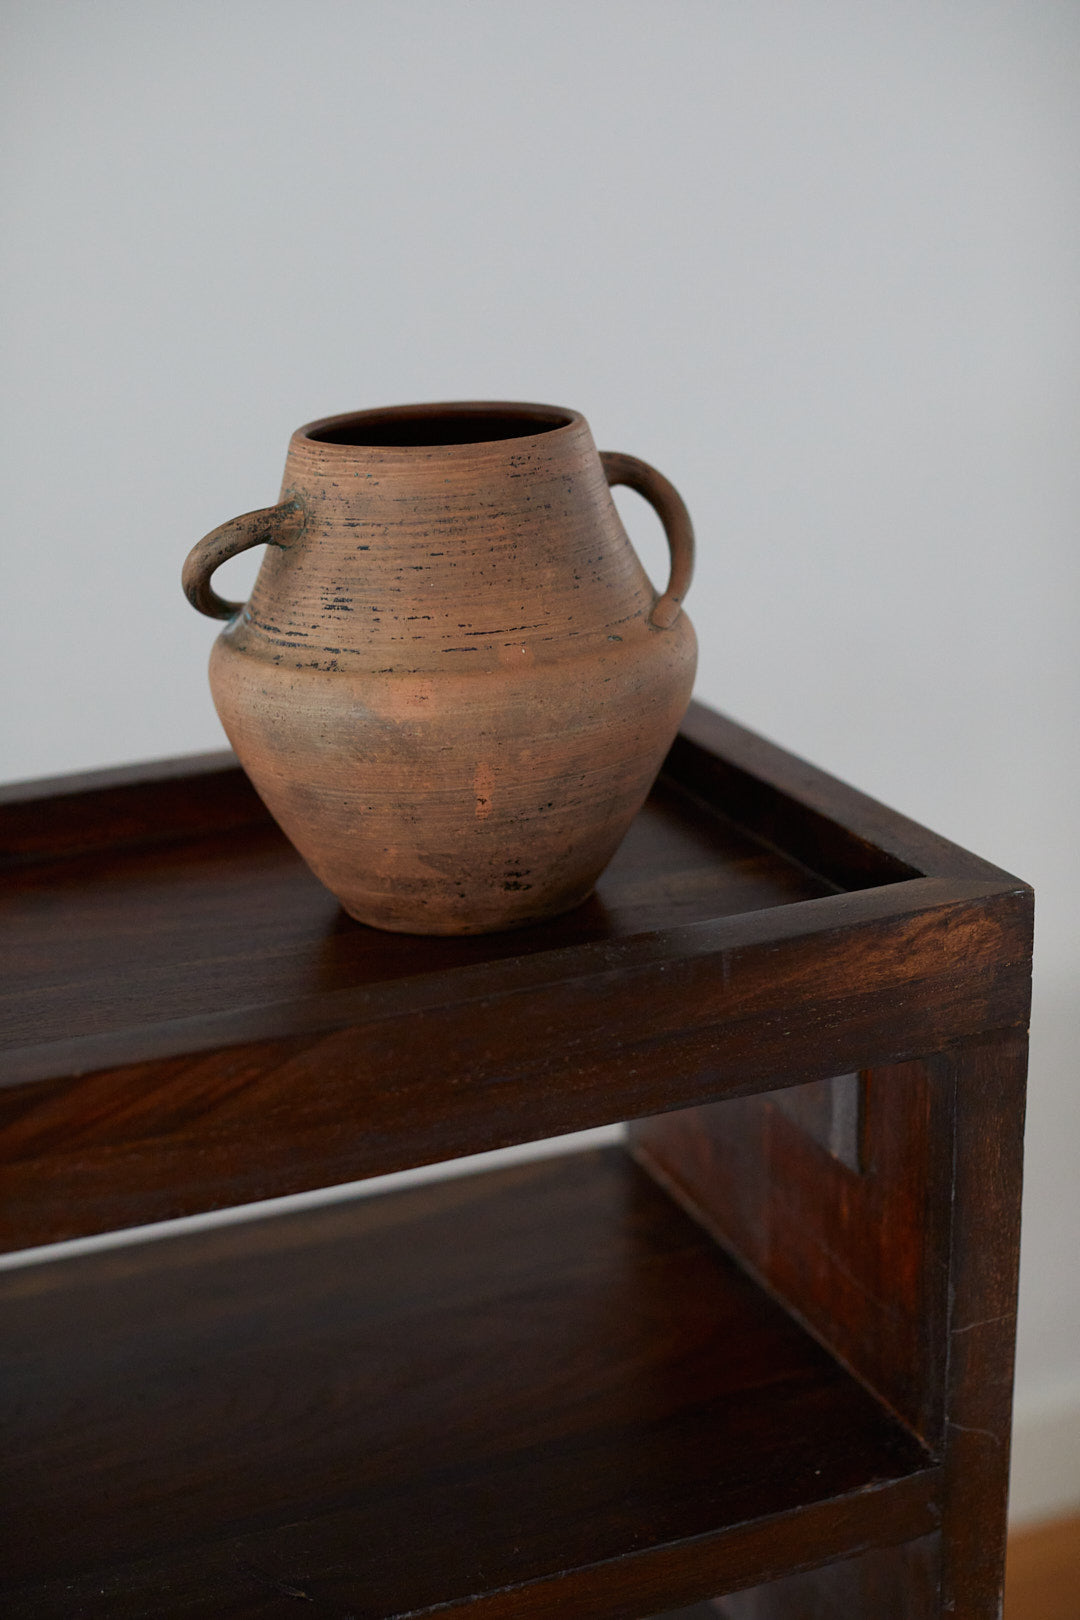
[0,703,1033,1616]
[630,1034,1031,1619]
[938,1031,1030,1616]
[0,721,1031,1248]
[0,766,856,1246]
[629,1058,952,1444]
[0,1147,937,1618]
[0,883,1030,1250]
[0,771,833,1064]
[634,1034,1032,1617]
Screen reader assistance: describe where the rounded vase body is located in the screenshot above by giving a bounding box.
[185,402,697,934]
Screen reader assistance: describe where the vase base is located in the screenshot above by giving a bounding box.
[338,885,596,938]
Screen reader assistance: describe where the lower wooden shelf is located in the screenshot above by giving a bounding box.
[0,1147,937,1618]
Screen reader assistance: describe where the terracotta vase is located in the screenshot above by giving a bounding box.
[182,402,697,934]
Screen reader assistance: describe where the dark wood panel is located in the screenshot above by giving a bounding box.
[0,706,1033,1618]
[632,1029,1032,1618]
[0,772,834,1070]
[716,1534,939,1618]
[0,704,1032,1247]
[0,1148,936,1618]
[1,703,1031,1097]
[0,750,264,867]
[629,1059,953,1444]
[0,881,1030,1248]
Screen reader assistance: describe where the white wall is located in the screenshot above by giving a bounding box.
[3,0,1077,1523]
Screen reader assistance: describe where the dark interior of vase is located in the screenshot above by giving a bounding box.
[306,405,574,447]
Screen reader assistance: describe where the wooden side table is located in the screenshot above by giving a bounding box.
[0,702,1032,1618]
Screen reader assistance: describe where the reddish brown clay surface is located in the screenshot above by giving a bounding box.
[183,402,697,934]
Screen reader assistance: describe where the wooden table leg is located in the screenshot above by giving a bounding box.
[938,1029,1028,1616]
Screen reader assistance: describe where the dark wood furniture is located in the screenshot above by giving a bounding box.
[0,702,1032,1618]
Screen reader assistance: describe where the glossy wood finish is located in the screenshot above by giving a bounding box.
[0,701,1032,1617]
[0,1148,936,1618]
[0,705,1030,1252]
[0,767,832,1072]
[0,765,840,1247]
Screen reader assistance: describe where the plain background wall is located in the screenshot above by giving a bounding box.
[2,0,1077,1524]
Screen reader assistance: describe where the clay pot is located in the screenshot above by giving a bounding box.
[182,402,696,934]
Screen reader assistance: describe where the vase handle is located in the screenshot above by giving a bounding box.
[182,495,306,620]
[600,451,694,629]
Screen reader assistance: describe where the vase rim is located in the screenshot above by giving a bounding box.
[296,400,584,451]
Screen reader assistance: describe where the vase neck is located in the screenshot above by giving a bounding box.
[224,419,655,673]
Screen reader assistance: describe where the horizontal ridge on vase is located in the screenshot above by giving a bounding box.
[182,401,697,934]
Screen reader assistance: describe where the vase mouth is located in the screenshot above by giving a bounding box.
[299,401,582,450]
